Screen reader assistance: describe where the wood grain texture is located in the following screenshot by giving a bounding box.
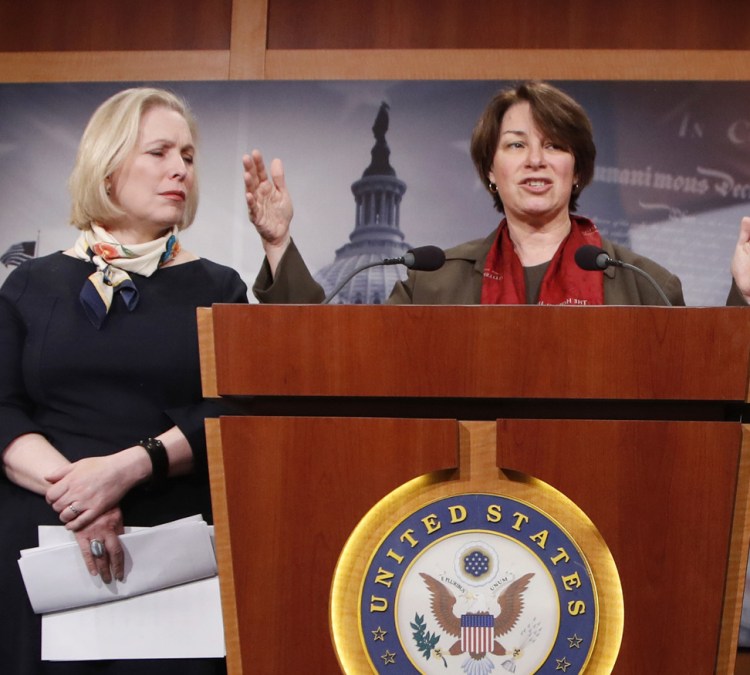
[4,1,750,82]
[263,48,750,81]
[0,0,232,51]
[216,416,458,673]
[208,305,750,402]
[5,0,749,54]
[228,0,268,79]
[206,419,242,675]
[0,50,230,82]
[4,48,750,82]
[267,0,750,50]
[497,418,743,674]
[717,425,750,674]
[213,414,748,672]
[197,308,218,398]
[205,304,750,672]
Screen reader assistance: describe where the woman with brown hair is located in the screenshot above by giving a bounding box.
[248,80,750,307]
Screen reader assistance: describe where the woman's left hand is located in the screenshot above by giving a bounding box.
[73,507,125,583]
[731,216,750,303]
[45,453,141,530]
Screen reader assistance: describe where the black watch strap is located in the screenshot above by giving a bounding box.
[138,437,169,488]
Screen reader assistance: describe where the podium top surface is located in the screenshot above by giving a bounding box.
[199,304,750,402]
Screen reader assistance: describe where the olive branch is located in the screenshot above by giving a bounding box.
[410,613,447,667]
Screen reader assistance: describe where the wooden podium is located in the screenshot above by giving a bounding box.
[198,304,750,674]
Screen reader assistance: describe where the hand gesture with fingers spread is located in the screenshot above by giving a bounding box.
[243,149,293,275]
[731,217,750,303]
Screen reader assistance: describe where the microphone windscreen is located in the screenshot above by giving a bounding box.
[574,245,608,271]
[405,245,446,271]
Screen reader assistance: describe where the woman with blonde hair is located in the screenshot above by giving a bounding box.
[0,87,245,674]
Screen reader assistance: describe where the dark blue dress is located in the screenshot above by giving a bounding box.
[0,252,248,674]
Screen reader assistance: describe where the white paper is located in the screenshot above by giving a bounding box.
[19,517,217,613]
[20,516,226,661]
[42,577,224,660]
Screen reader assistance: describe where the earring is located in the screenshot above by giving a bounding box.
[573,183,580,193]
[488,181,498,194]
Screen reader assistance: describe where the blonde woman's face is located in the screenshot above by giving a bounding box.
[107,106,195,242]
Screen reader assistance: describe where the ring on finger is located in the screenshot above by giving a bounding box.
[90,539,105,559]
[68,503,81,516]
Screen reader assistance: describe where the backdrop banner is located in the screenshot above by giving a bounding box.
[1,80,748,304]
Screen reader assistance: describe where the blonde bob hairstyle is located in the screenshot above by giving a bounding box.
[68,87,199,231]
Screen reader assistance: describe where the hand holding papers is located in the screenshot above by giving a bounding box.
[19,516,217,614]
[17,515,225,661]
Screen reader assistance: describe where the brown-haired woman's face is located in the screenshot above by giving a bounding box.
[488,102,577,226]
[107,106,195,241]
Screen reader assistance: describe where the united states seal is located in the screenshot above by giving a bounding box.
[359,494,597,673]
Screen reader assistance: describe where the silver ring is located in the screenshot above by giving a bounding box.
[90,539,105,559]
[68,503,81,515]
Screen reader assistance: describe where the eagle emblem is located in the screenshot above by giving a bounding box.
[419,571,535,674]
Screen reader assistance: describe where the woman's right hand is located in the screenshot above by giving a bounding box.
[73,506,125,583]
[731,216,750,303]
[45,447,150,530]
[243,149,293,276]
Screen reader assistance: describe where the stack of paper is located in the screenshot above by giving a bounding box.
[18,515,225,660]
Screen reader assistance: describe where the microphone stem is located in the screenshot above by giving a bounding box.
[619,262,672,306]
[322,261,393,304]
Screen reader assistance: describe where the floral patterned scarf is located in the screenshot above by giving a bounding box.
[73,223,180,328]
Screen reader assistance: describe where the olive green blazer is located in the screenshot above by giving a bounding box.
[254,232,746,307]
[388,229,686,306]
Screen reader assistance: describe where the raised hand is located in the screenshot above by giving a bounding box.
[243,149,293,275]
[731,216,750,303]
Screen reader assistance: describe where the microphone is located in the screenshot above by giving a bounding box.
[574,244,672,306]
[322,245,446,304]
[574,245,611,272]
[384,245,446,272]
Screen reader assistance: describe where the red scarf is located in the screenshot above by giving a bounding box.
[481,215,605,305]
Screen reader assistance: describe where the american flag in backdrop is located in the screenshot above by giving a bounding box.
[1,241,36,267]
[460,613,494,654]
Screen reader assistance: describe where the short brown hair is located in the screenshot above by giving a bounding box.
[470,81,596,213]
[68,87,199,230]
